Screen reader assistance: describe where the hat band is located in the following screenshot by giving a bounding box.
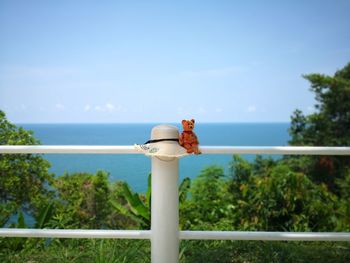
[144,138,179,144]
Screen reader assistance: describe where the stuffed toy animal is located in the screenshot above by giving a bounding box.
[179,119,201,154]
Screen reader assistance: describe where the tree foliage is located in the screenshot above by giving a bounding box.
[52,171,112,229]
[112,173,192,230]
[111,175,151,229]
[229,157,340,231]
[181,166,233,230]
[289,63,350,191]
[0,110,54,226]
[181,159,345,232]
[289,63,350,146]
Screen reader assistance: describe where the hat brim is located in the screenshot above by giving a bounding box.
[134,141,188,158]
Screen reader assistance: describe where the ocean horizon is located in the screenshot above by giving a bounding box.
[19,122,291,192]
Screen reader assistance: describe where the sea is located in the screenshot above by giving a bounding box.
[20,123,290,193]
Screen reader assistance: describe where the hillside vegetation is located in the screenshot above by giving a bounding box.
[1,63,350,262]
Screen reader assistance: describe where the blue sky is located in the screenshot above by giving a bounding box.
[0,1,349,123]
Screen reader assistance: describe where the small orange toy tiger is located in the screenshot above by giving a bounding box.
[179,119,201,154]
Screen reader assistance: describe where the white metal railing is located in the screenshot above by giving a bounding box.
[1,145,349,155]
[1,134,350,262]
[1,229,350,242]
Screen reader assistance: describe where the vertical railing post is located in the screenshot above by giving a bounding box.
[151,125,179,263]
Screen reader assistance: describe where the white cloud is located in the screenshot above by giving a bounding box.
[95,105,104,111]
[247,105,256,113]
[84,104,91,112]
[14,104,27,111]
[197,107,207,114]
[105,103,116,112]
[55,103,65,110]
[89,103,124,113]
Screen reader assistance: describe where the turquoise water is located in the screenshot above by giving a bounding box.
[21,123,290,192]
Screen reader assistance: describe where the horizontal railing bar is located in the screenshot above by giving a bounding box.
[0,145,138,154]
[180,231,350,241]
[1,229,349,241]
[0,146,350,155]
[0,229,151,239]
[201,146,350,155]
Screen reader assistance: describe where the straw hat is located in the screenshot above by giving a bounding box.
[134,124,188,159]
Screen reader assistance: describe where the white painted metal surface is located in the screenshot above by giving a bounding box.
[0,145,137,154]
[180,231,350,241]
[1,229,349,242]
[151,125,180,263]
[0,229,150,239]
[0,145,350,155]
[201,146,350,155]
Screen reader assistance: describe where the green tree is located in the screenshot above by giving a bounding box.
[335,170,350,231]
[52,171,111,228]
[0,110,54,226]
[288,63,350,191]
[181,166,233,230]
[110,175,151,229]
[290,63,350,146]
[112,174,192,230]
[229,156,340,231]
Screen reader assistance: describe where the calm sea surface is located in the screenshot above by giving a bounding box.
[21,123,290,192]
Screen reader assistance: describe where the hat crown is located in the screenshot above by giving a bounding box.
[151,125,179,140]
